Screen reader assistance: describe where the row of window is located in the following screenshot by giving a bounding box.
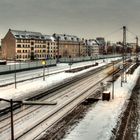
[17,55,30,59]
[17,50,30,53]
[35,54,55,58]
[34,50,57,53]
[17,44,58,49]
[16,54,56,59]
[35,50,46,53]
[16,40,57,45]
[17,49,58,53]
[16,39,81,44]
[17,40,46,43]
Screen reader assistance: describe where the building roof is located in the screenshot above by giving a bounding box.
[9,29,53,41]
[53,33,81,42]
[84,39,99,46]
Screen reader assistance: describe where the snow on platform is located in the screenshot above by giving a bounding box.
[62,66,140,140]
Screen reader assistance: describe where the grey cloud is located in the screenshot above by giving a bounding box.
[0,0,140,42]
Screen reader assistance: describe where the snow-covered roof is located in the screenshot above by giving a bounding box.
[10,29,53,41]
[44,35,55,41]
[84,39,99,46]
[53,33,81,42]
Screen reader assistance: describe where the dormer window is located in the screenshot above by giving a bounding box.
[15,35,20,38]
[21,35,25,38]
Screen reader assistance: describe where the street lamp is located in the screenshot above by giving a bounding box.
[14,54,17,89]
[42,60,46,81]
[57,36,60,63]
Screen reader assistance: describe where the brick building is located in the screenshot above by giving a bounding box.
[1,29,57,60]
[1,29,100,61]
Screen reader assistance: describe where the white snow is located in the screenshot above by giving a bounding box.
[0,58,119,100]
[0,56,139,140]
[62,66,140,140]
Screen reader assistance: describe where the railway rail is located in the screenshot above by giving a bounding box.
[0,61,133,140]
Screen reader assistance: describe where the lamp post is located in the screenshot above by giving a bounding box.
[14,54,17,89]
[112,45,116,99]
[57,36,60,63]
[112,61,115,99]
[136,36,139,63]
[42,60,46,81]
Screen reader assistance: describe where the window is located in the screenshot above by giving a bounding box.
[17,44,21,48]
[17,50,21,53]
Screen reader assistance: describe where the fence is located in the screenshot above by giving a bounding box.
[59,54,122,63]
[0,59,57,74]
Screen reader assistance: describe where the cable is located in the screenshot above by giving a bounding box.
[104,28,122,38]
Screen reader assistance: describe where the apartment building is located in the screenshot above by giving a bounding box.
[53,33,85,58]
[84,39,99,57]
[1,29,100,61]
[1,29,57,60]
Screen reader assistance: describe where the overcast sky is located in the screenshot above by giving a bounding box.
[0,0,140,43]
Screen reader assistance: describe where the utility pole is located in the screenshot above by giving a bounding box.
[112,45,116,99]
[10,99,14,140]
[136,36,139,62]
[57,36,60,63]
[78,38,80,57]
[14,54,17,89]
[121,26,127,87]
[0,98,57,140]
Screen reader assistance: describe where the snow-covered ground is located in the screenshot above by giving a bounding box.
[0,57,120,101]
[62,66,140,140]
[0,57,139,140]
[0,58,118,86]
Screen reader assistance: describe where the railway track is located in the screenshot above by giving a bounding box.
[0,61,132,140]
[0,63,111,115]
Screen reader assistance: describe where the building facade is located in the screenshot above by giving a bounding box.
[53,33,85,58]
[1,29,101,61]
[1,29,57,60]
[96,37,106,54]
[84,39,99,57]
